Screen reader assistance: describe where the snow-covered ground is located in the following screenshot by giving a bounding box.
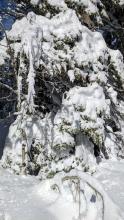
[95,160,124,211]
[0,160,124,220]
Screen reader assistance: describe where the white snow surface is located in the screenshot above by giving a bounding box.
[47,0,67,9]
[30,0,104,22]
[112,0,124,5]
[30,0,40,6]
[0,39,9,65]
[95,160,124,211]
[0,162,123,220]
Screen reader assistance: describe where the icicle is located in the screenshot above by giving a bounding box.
[20,11,43,113]
[17,74,22,111]
[27,61,35,113]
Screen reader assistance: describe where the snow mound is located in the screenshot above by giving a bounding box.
[0,168,123,220]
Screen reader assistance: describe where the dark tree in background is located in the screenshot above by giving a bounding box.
[0,0,16,119]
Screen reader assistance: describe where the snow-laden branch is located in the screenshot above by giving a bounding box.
[0,8,24,19]
[0,22,11,51]
[0,81,17,95]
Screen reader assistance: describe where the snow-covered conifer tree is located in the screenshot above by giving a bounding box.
[0,0,124,219]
